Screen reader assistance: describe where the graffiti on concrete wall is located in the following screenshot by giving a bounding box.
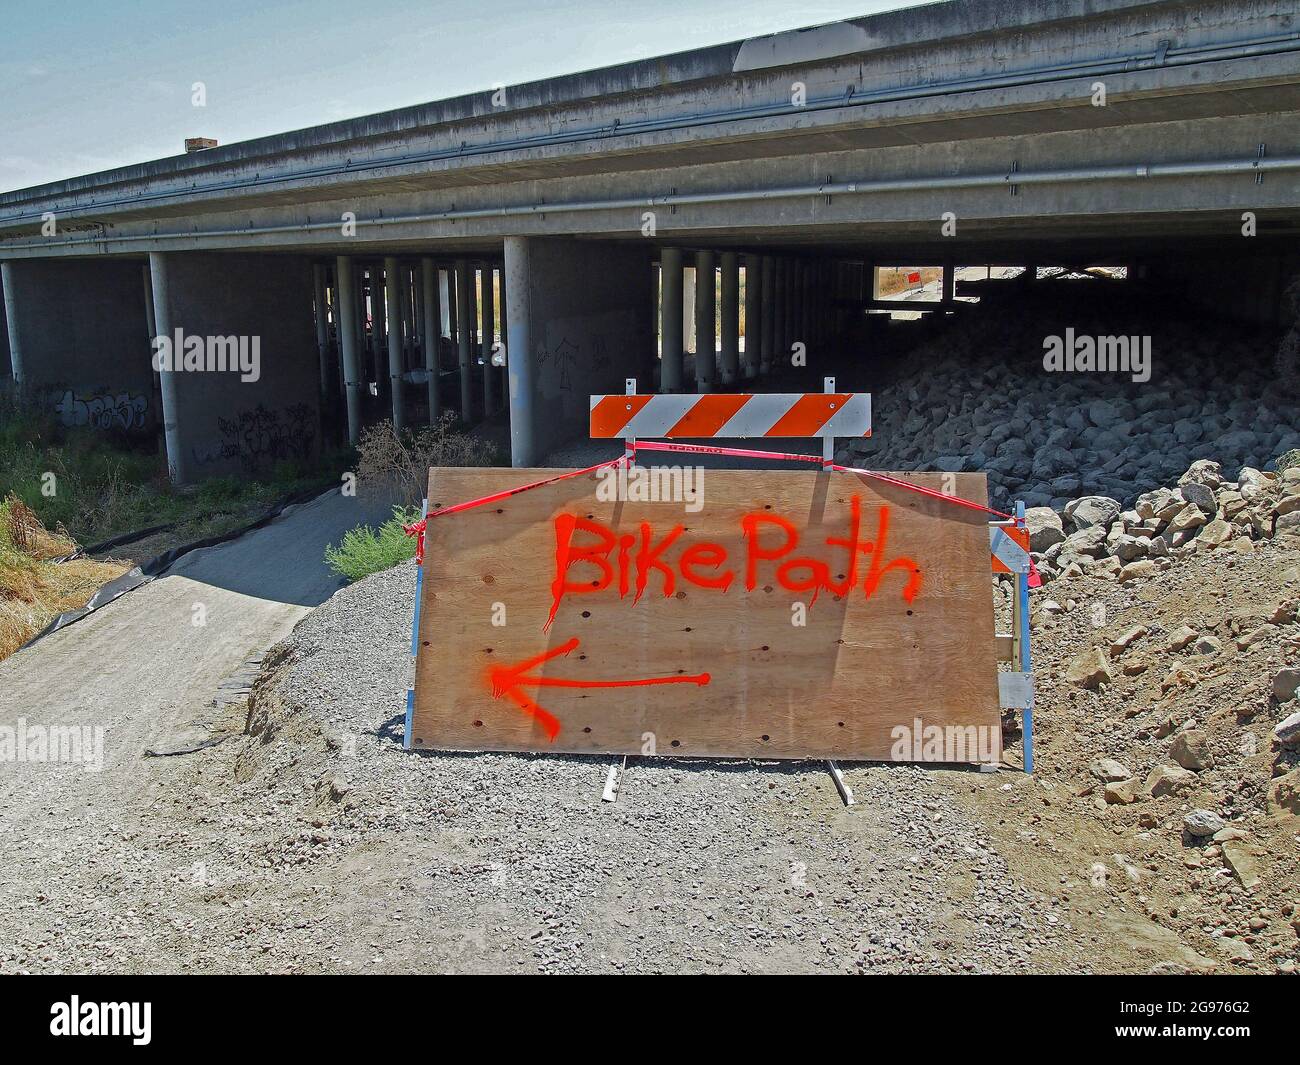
[206,402,316,472]
[54,389,149,431]
[537,336,579,392]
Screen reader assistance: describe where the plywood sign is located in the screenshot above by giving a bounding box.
[409,467,1001,763]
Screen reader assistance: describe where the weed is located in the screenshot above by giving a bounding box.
[323,506,423,582]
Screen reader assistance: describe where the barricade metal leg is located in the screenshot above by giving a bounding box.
[1017,501,1034,774]
[827,760,855,806]
[404,498,429,750]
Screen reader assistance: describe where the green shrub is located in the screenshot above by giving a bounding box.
[323,506,422,582]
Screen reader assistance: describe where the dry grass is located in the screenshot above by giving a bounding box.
[0,495,130,660]
[355,414,498,508]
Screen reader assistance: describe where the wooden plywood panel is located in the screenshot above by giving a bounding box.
[410,467,1000,763]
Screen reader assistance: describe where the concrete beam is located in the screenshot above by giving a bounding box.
[5,0,1295,247]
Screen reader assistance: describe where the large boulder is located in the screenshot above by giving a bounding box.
[1171,729,1214,771]
[1268,766,1300,818]
[1090,757,1132,783]
[1064,495,1121,532]
[1273,668,1300,703]
[1179,459,1225,490]
[1024,506,1065,552]
[1274,709,1300,748]
[1180,481,1218,515]
[1168,502,1209,533]
[1067,647,1113,690]
[1059,525,1107,564]
[1144,764,1196,797]
[1183,810,1226,837]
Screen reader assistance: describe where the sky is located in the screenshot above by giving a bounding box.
[0,0,914,193]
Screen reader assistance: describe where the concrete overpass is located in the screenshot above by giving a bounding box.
[2,0,1299,479]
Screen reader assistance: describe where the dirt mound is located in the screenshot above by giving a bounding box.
[989,471,1300,972]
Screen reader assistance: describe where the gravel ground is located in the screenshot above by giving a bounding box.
[233,560,1092,974]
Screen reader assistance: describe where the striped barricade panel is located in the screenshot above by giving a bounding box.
[989,524,1030,575]
[589,392,872,439]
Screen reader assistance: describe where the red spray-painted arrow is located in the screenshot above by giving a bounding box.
[485,637,711,741]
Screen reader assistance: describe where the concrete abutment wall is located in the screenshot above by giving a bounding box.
[0,258,155,433]
[153,251,321,482]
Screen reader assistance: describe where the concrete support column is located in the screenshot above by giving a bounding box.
[313,263,332,406]
[496,265,508,401]
[384,256,405,433]
[818,262,826,344]
[480,261,495,414]
[817,261,828,345]
[142,265,158,339]
[694,250,715,393]
[740,255,760,380]
[659,248,683,393]
[333,268,345,401]
[793,261,806,352]
[147,252,186,483]
[353,263,366,368]
[421,257,440,423]
[369,268,384,395]
[446,267,458,343]
[466,265,479,413]
[335,255,363,445]
[0,263,22,391]
[142,264,161,412]
[402,265,415,353]
[683,267,696,354]
[719,251,739,387]
[455,259,473,422]
[503,238,534,464]
[758,255,774,376]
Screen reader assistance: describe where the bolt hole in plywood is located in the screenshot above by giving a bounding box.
[409,467,1000,764]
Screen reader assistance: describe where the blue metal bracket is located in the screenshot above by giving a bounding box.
[403,497,429,751]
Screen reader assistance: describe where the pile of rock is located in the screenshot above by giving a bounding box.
[1028,456,1300,584]
[837,284,1300,509]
